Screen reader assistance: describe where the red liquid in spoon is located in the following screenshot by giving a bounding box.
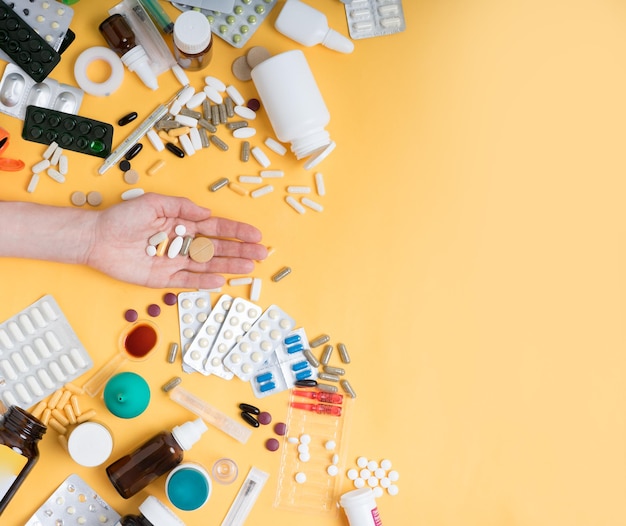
[124,324,158,358]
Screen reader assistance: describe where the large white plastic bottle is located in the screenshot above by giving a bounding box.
[251,49,333,161]
[274,0,354,53]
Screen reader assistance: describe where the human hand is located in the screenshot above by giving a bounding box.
[84,192,267,288]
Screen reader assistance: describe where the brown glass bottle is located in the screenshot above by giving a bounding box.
[106,419,207,499]
[0,406,47,515]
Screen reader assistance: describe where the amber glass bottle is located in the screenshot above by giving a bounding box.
[0,406,47,515]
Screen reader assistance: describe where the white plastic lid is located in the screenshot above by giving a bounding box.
[322,29,354,53]
[139,496,185,526]
[171,418,208,450]
[173,11,212,55]
[67,421,113,467]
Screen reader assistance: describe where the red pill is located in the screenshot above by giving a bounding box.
[265,438,280,452]
[246,98,261,111]
[124,309,138,322]
[163,292,177,306]
[147,304,161,317]
[274,422,287,436]
[258,411,272,425]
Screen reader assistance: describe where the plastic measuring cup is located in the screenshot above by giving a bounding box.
[83,320,160,397]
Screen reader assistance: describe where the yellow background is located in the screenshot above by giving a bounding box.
[1,0,625,524]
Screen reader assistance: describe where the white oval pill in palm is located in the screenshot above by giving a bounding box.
[234,105,256,120]
[167,236,184,258]
[233,127,256,139]
[203,85,223,104]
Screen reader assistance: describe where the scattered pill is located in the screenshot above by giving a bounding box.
[340,379,357,398]
[295,472,307,484]
[167,236,183,258]
[241,411,259,427]
[125,143,143,161]
[124,309,138,322]
[121,188,145,200]
[274,422,287,436]
[310,334,330,348]
[189,237,215,263]
[285,196,305,214]
[147,304,161,317]
[320,345,333,365]
[239,403,260,415]
[70,191,86,206]
[295,378,318,388]
[229,277,253,286]
[123,169,140,185]
[43,142,58,160]
[57,154,67,175]
[264,137,286,156]
[118,111,138,126]
[229,182,248,196]
[50,147,63,166]
[327,465,339,476]
[86,191,103,207]
[246,98,261,112]
[287,186,311,194]
[241,141,250,162]
[119,159,131,172]
[318,372,340,382]
[271,267,291,282]
[234,105,256,120]
[163,292,177,305]
[149,232,168,246]
[226,85,245,106]
[147,129,165,152]
[231,55,252,81]
[317,383,339,393]
[147,159,166,175]
[301,197,324,212]
[167,343,179,364]
[246,46,270,68]
[27,174,40,193]
[46,168,65,183]
[238,175,262,184]
[251,146,270,167]
[32,159,51,174]
[233,127,256,139]
[265,438,280,452]
[161,376,182,392]
[165,142,185,158]
[251,184,273,198]
[180,235,193,256]
[258,411,272,425]
[210,135,229,151]
[210,177,229,192]
[250,277,262,301]
[324,365,345,376]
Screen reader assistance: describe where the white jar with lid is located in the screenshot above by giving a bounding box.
[251,50,333,161]
[339,488,384,526]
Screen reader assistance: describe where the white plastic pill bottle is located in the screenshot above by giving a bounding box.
[251,49,332,160]
[339,488,384,526]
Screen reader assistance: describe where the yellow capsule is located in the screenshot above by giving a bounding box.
[76,409,96,424]
[41,408,52,426]
[47,389,63,409]
[64,382,84,395]
[64,404,77,425]
[48,418,68,435]
[56,390,72,410]
[51,408,69,427]
[167,126,190,137]
[228,182,248,196]
[31,400,47,420]
[148,159,165,176]
[156,237,169,257]
[57,434,68,451]
[70,394,81,416]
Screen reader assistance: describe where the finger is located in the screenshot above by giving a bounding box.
[197,216,263,243]
[186,256,256,275]
[165,270,226,289]
[211,239,268,260]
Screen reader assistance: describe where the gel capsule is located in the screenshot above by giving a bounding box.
[118,112,138,126]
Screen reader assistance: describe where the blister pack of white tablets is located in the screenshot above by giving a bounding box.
[172,0,278,48]
[251,328,318,399]
[344,0,406,40]
[2,0,74,54]
[181,293,232,376]
[24,473,120,526]
[176,290,212,373]
[202,296,263,379]
[0,295,93,411]
[0,63,83,120]
[224,304,296,382]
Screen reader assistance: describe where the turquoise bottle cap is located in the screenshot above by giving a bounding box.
[166,463,211,511]
[103,371,150,419]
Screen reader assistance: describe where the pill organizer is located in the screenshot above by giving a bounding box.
[0,295,93,411]
[181,293,233,376]
[0,63,83,121]
[223,304,296,382]
[250,327,319,399]
[172,0,278,49]
[274,389,353,516]
[0,0,61,82]
[176,290,212,373]
[24,473,121,526]
[344,0,406,40]
[22,105,114,158]
[202,296,263,379]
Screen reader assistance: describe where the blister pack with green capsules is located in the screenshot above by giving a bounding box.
[344,0,406,40]
[172,0,278,48]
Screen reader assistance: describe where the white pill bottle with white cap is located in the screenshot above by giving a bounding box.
[251,50,333,161]
[339,488,384,526]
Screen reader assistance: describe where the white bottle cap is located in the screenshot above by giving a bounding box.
[138,496,185,526]
[173,10,212,55]
[322,28,355,53]
[121,45,158,91]
[171,418,208,450]
[67,421,114,467]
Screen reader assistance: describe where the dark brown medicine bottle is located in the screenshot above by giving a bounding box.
[172,10,213,71]
[0,406,47,515]
[106,418,207,499]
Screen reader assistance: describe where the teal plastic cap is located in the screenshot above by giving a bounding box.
[103,371,150,419]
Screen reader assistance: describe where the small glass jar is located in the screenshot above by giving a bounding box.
[172,11,213,71]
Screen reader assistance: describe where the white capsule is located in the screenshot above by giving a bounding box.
[251,185,273,198]
[238,175,263,184]
[315,172,325,196]
[203,85,223,104]
[251,146,270,168]
[285,196,305,214]
[250,278,262,301]
[205,76,226,92]
[260,170,284,178]
[179,134,196,156]
[234,105,256,120]
[121,188,145,200]
[27,173,40,193]
[167,236,184,258]
[32,159,51,174]
[147,129,165,152]
[50,146,63,166]
[233,127,256,139]
[15,383,32,404]
[264,137,287,156]
[302,197,324,212]
[58,154,69,175]
[45,331,62,351]
[43,141,58,159]
[189,127,202,150]
[171,64,190,86]
[49,361,65,381]
[19,315,35,335]
[8,321,24,341]
[26,375,43,396]
[176,114,198,128]
[47,168,65,183]
[37,368,55,389]
[225,85,245,106]
[60,354,76,374]
[11,352,28,372]
[177,85,196,106]
[0,360,17,380]
[186,91,206,108]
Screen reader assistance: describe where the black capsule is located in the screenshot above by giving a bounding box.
[240,411,260,428]
[165,142,185,158]
[124,142,143,160]
[239,402,260,415]
[118,111,138,126]
[119,159,131,171]
[295,379,318,388]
